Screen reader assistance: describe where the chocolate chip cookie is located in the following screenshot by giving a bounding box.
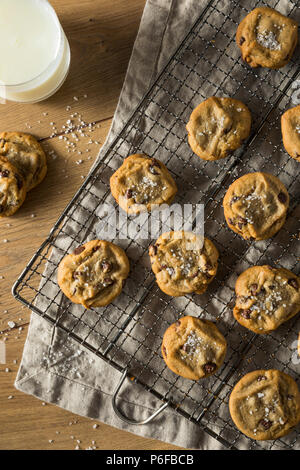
[281,104,300,162]
[149,231,219,297]
[236,7,298,69]
[229,369,300,440]
[0,156,26,217]
[233,265,300,334]
[162,316,227,380]
[0,132,47,191]
[57,239,130,309]
[186,97,251,161]
[223,172,289,241]
[110,154,177,214]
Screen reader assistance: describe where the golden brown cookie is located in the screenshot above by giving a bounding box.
[149,231,219,296]
[223,172,289,241]
[57,239,130,309]
[0,132,47,191]
[229,369,300,440]
[110,154,177,214]
[236,7,298,69]
[0,156,26,217]
[233,265,300,334]
[186,97,251,161]
[161,316,227,380]
[281,105,300,162]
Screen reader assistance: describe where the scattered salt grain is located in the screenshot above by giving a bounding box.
[257,31,281,50]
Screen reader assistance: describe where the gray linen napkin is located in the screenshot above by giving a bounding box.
[15,0,226,449]
[15,0,300,450]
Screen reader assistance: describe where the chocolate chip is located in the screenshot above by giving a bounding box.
[237,216,247,229]
[151,158,160,167]
[92,246,101,252]
[278,192,287,203]
[239,36,245,45]
[257,375,267,382]
[223,125,232,134]
[73,271,80,279]
[149,165,159,175]
[102,261,112,273]
[149,244,157,256]
[182,343,191,353]
[103,277,114,286]
[259,418,272,430]
[228,218,234,225]
[250,283,258,295]
[190,270,200,279]
[205,263,212,271]
[0,170,9,178]
[288,278,298,289]
[125,189,133,199]
[74,246,85,255]
[203,272,213,280]
[259,287,266,295]
[15,174,23,190]
[175,320,181,326]
[240,309,251,319]
[203,362,217,374]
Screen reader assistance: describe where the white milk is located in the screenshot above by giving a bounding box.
[0,0,70,103]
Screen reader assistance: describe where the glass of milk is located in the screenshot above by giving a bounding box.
[0,0,71,103]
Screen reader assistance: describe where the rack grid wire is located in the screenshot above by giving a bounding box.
[13,0,300,450]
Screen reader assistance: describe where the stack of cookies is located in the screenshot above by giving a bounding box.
[0,132,47,217]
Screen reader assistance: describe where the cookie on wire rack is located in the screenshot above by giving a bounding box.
[110,154,177,214]
[281,104,300,163]
[223,172,289,241]
[57,239,130,309]
[186,96,251,161]
[236,7,298,69]
[229,369,300,440]
[233,265,300,334]
[149,231,219,297]
[161,316,227,380]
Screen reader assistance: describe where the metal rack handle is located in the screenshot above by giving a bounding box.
[112,369,169,425]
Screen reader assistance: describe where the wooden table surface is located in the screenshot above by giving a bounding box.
[0,0,181,450]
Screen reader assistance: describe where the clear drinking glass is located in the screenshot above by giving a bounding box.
[0,0,71,103]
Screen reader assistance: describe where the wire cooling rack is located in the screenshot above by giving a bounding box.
[13,0,300,450]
